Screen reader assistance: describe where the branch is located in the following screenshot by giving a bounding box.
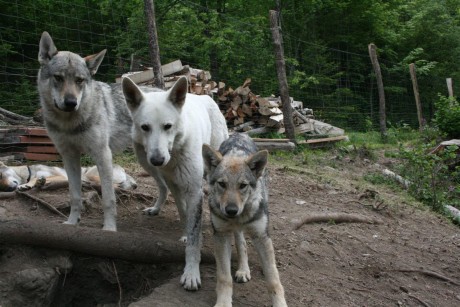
[16,190,67,218]
[294,212,382,230]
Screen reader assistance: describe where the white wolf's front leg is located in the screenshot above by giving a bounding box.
[61,152,82,226]
[213,231,233,307]
[180,190,203,291]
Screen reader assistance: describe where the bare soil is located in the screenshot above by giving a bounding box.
[1,149,459,307]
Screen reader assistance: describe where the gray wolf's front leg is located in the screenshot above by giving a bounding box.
[180,190,203,291]
[62,152,82,225]
[92,147,117,231]
[213,231,233,307]
[234,230,251,283]
[252,235,287,307]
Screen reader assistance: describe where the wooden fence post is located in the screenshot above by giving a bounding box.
[368,43,387,140]
[409,63,424,131]
[144,0,164,89]
[446,78,454,97]
[269,10,296,143]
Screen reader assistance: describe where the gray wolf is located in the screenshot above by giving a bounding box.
[202,133,287,307]
[0,161,137,192]
[121,76,228,291]
[37,31,133,231]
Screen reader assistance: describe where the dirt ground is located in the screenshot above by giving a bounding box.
[0,149,459,307]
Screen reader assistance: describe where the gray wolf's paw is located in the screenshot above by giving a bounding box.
[143,206,160,215]
[180,266,201,291]
[235,269,251,283]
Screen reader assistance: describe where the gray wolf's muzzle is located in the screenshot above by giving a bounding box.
[55,95,78,112]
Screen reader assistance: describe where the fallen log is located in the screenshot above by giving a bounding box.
[0,216,214,264]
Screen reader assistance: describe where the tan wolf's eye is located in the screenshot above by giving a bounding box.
[218,181,226,189]
[54,75,63,82]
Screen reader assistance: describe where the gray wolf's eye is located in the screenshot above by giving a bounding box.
[164,123,172,130]
[218,181,226,189]
[141,124,150,132]
[239,183,248,190]
[54,75,64,82]
[75,77,85,85]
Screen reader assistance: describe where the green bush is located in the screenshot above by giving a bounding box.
[434,95,460,138]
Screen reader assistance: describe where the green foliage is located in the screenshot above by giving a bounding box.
[397,142,460,212]
[434,95,460,138]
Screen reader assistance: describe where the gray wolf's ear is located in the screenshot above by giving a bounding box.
[38,31,58,65]
[84,49,106,76]
[246,150,268,179]
[202,144,222,176]
[168,76,188,109]
[122,77,144,112]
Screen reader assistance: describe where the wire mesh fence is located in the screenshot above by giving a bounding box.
[0,0,452,131]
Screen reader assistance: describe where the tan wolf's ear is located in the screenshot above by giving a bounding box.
[122,77,144,112]
[246,150,268,179]
[202,144,222,175]
[38,31,58,65]
[168,76,188,109]
[84,49,106,76]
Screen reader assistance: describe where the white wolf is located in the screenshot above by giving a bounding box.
[121,76,228,291]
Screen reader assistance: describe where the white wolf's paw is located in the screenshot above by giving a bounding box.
[179,235,187,244]
[102,224,117,232]
[235,269,251,283]
[273,298,288,307]
[63,215,80,225]
[214,303,232,307]
[17,184,32,191]
[143,206,160,216]
[180,266,201,291]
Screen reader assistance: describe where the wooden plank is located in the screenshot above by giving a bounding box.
[18,136,54,144]
[24,145,59,154]
[15,152,61,161]
[255,141,295,151]
[251,138,291,143]
[162,60,183,76]
[298,135,347,145]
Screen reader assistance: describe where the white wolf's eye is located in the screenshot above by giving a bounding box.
[141,124,150,132]
[54,75,64,82]
[164,123,172,130]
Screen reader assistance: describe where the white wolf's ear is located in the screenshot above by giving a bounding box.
[84,49,107,76]
[202,144,222,175]
[122,77,144,112]
[168,76,188,109]
[246,150,268,179]
[38,31,58,65]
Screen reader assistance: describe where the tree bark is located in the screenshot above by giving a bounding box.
[368,43,387,140]
[144,0,164,89]
[446,78,454,97]
[269,10,296,143]
[0,217,214,264]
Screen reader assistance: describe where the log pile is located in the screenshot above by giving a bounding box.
[118,60,345,141]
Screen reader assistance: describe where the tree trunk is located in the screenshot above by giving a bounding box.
[269,10,296,143]
[144,0,164,89]
[409,63,424,131]
[0,217,214,264]
[368,43,387,140]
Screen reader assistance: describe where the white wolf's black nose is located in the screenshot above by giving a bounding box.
[225,204,239,217]
[150,156,165,166]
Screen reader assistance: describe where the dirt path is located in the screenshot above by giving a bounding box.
[1,153,459,306]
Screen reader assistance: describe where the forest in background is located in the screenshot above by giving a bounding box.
[1,0,460,131]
